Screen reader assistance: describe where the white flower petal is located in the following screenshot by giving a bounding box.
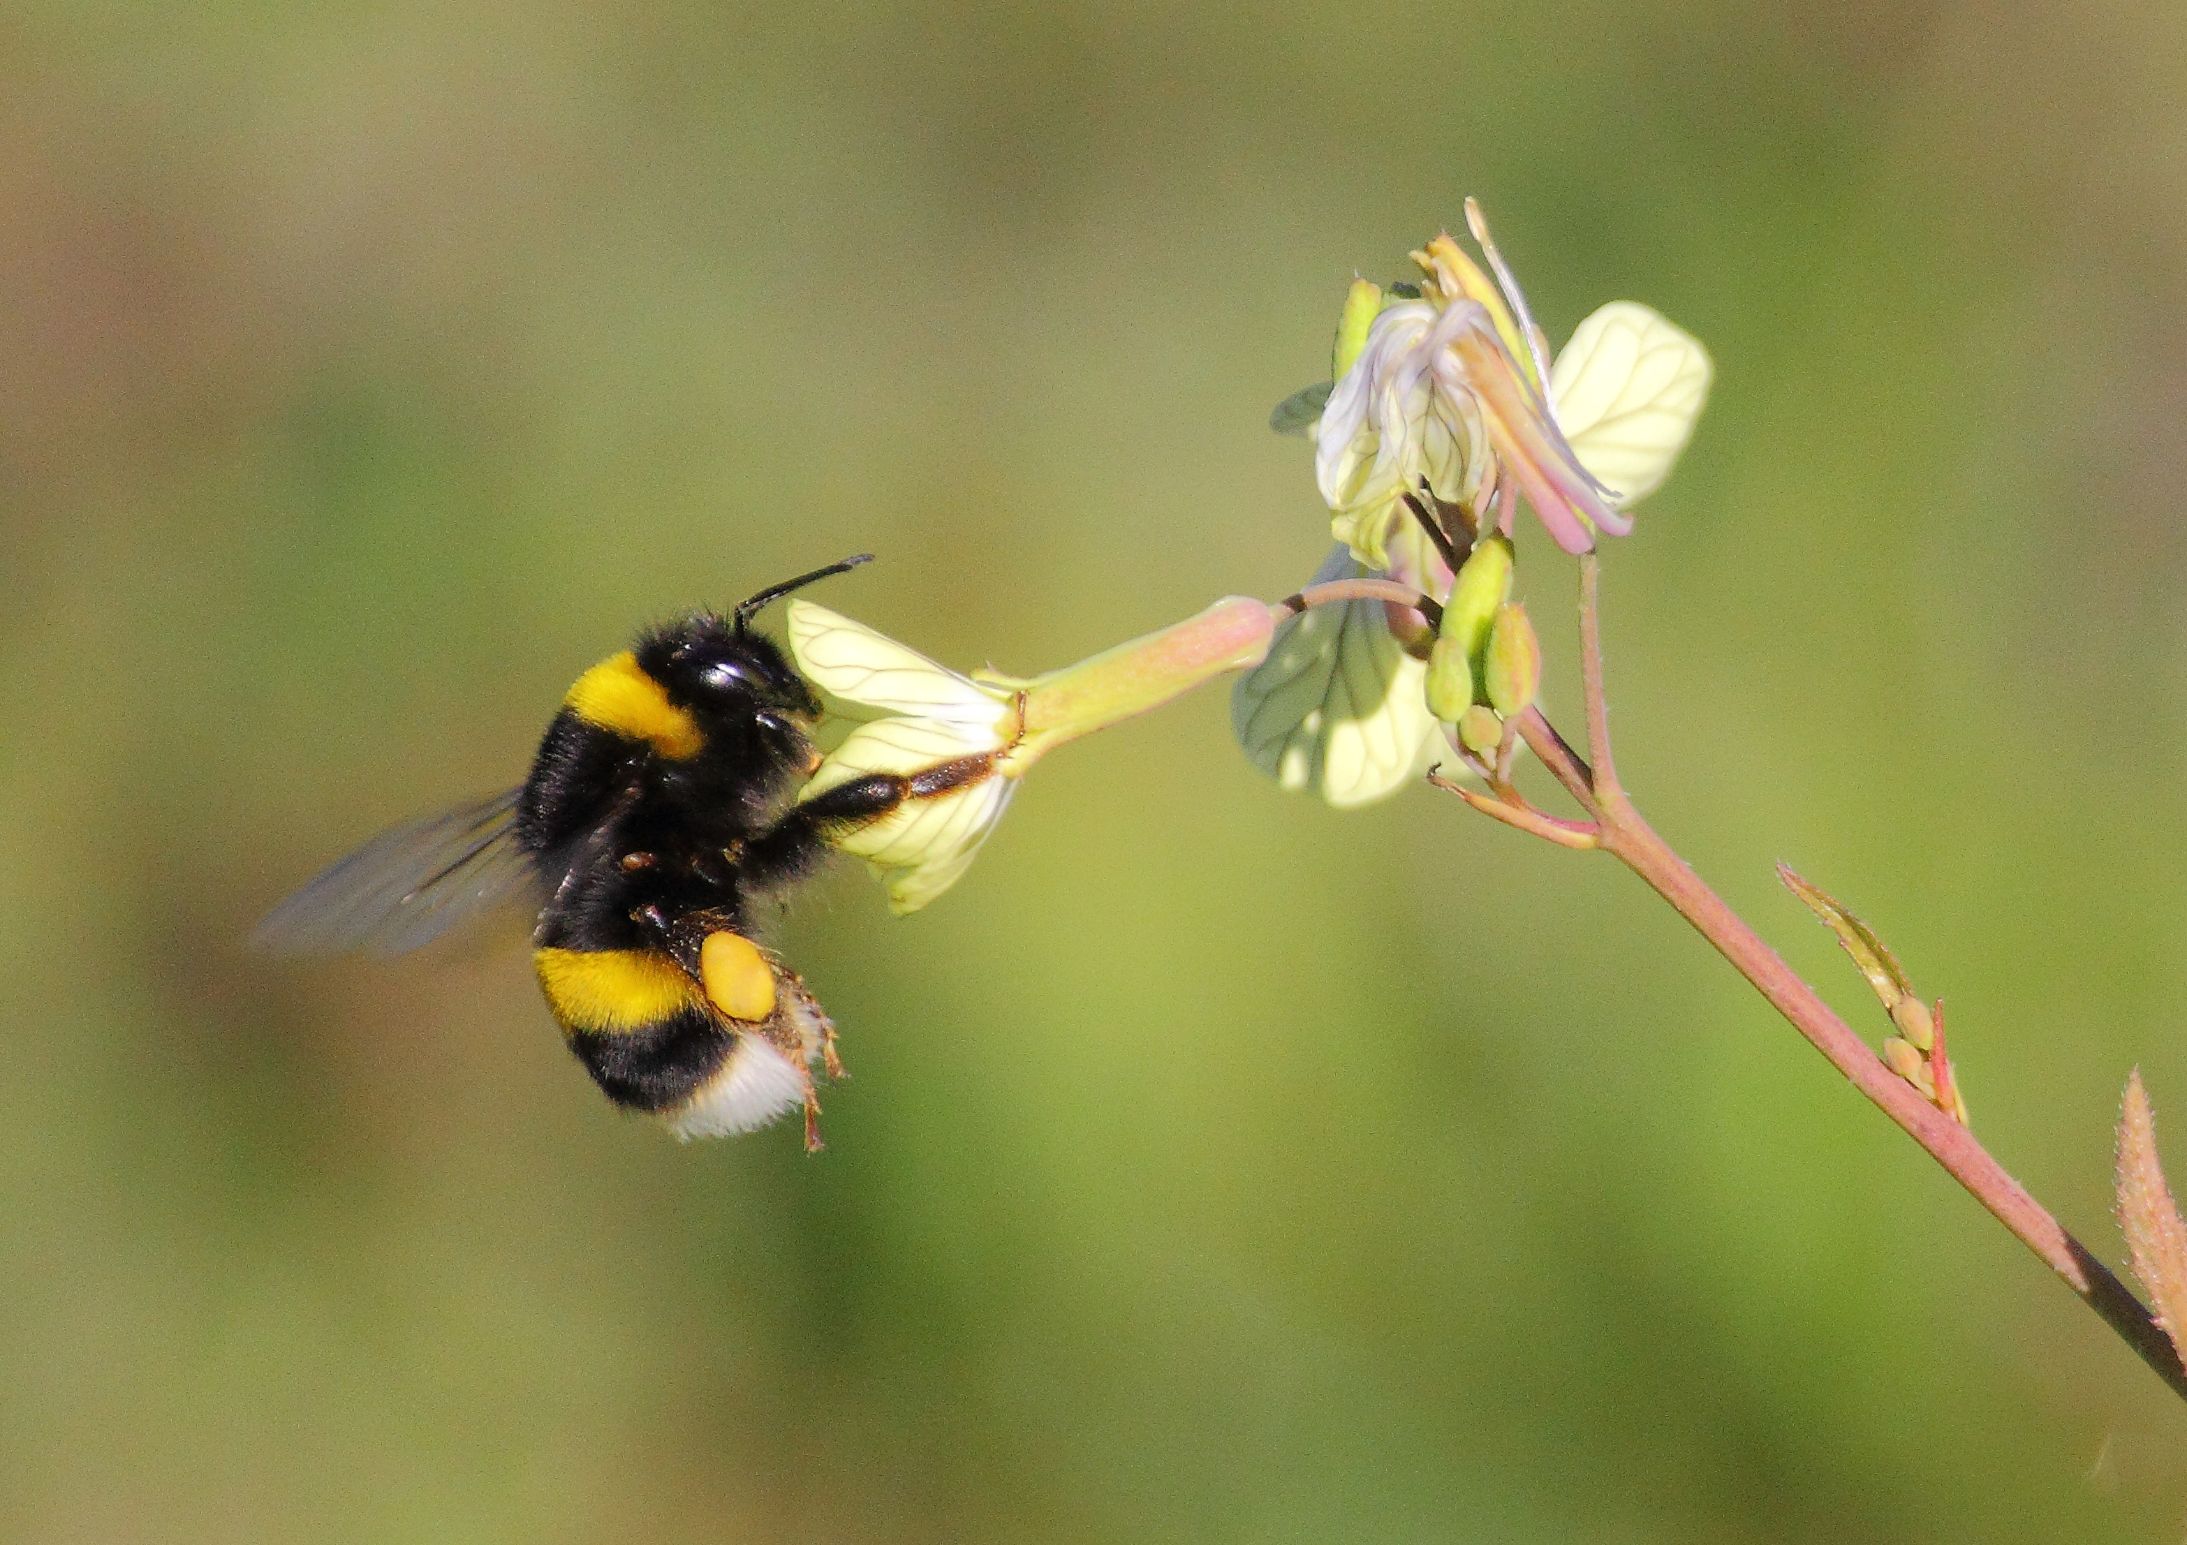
[872,781,1014,914]
[1314,302,1436,511]
[1230,546,1438,809]
[1549,302,1711,507]
[785,601,1010,728]
[800,715,1014,915]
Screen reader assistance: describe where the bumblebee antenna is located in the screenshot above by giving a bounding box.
[734,553,873,626]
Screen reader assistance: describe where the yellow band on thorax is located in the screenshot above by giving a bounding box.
[535,947,698,1034]
[563,652,704,759]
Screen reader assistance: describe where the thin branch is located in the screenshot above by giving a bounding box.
[1589,794,2187,1401]
[1512,706,1599,818]
[1499,570,2187,1399]
[1577,552,1623,802]
[1281,578,1443,630]
[1427,768,1599,849]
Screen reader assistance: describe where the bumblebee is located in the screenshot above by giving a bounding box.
[259,555,976,1149]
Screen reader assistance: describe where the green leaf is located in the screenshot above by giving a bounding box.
[1777,863,1917,1009]
[1268,380,1332,437]
[1231,546,1435,808]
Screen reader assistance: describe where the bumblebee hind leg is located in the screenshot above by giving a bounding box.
[693,926,840,1152]
[777,969,843,1152]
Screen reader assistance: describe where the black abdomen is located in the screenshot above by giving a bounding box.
[567,1006,737,1113]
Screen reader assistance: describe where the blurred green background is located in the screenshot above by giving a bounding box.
[7,2,2187,1539]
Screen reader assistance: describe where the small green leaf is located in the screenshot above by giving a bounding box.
[1269,380,1333,437]
[1777,864,1918,1009]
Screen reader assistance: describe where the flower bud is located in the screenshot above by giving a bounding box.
[1440,536,1513,664]
[1890,996,1936,1053]
[1424,635,1474,724]
[1332,279,1382,379]
[1457,705,1503,760]
[1883,1037,1936,1099]
[1482,602,1541,716]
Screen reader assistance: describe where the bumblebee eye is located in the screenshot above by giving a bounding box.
[702,659,755,692]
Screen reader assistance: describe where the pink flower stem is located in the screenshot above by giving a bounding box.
[1426,767,1598,850]
[1281,577,1442,629]
[1577,553,1621,801]
[1496,561,2187,1402]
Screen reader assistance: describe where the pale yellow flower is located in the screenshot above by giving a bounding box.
[1310,211,1711,566]
[1244,209,1714,808]
[786,603,1021,915]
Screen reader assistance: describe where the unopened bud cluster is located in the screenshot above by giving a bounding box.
[1781,866,1969,1128]
[1881,996,1968,1126]
[1424,536,1541,755]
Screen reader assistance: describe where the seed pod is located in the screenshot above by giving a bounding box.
[1883,1037,1936,1099]
[1890,996,1936,1053]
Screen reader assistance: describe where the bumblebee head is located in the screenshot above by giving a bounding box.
[640,619,820,730]
[627,556,870,759]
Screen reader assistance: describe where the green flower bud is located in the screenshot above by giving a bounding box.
[1890,996,1936,1053]
[1482,602,1541,716]
[1424,636,1474,724]
[1441,536,1513,664]
[1333,279,1382,379]
[1883,1037,1936,1099]
[1457,705,1503,759]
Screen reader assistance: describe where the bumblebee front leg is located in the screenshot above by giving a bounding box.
[741,753,1001,887]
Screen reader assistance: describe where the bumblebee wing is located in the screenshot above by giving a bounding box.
[254,790,540,956]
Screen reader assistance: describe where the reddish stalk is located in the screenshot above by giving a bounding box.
[1272,567,2184,1396]
[1280,578,1442,628]
[1491,557,2187,1400]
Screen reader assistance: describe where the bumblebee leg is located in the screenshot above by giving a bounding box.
[743,753,1003,887]
[735,773,903,888]
[904,752,1005,800]
[809,772,909,816]
[698,937,836,1152]
[772,966,845,1084]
